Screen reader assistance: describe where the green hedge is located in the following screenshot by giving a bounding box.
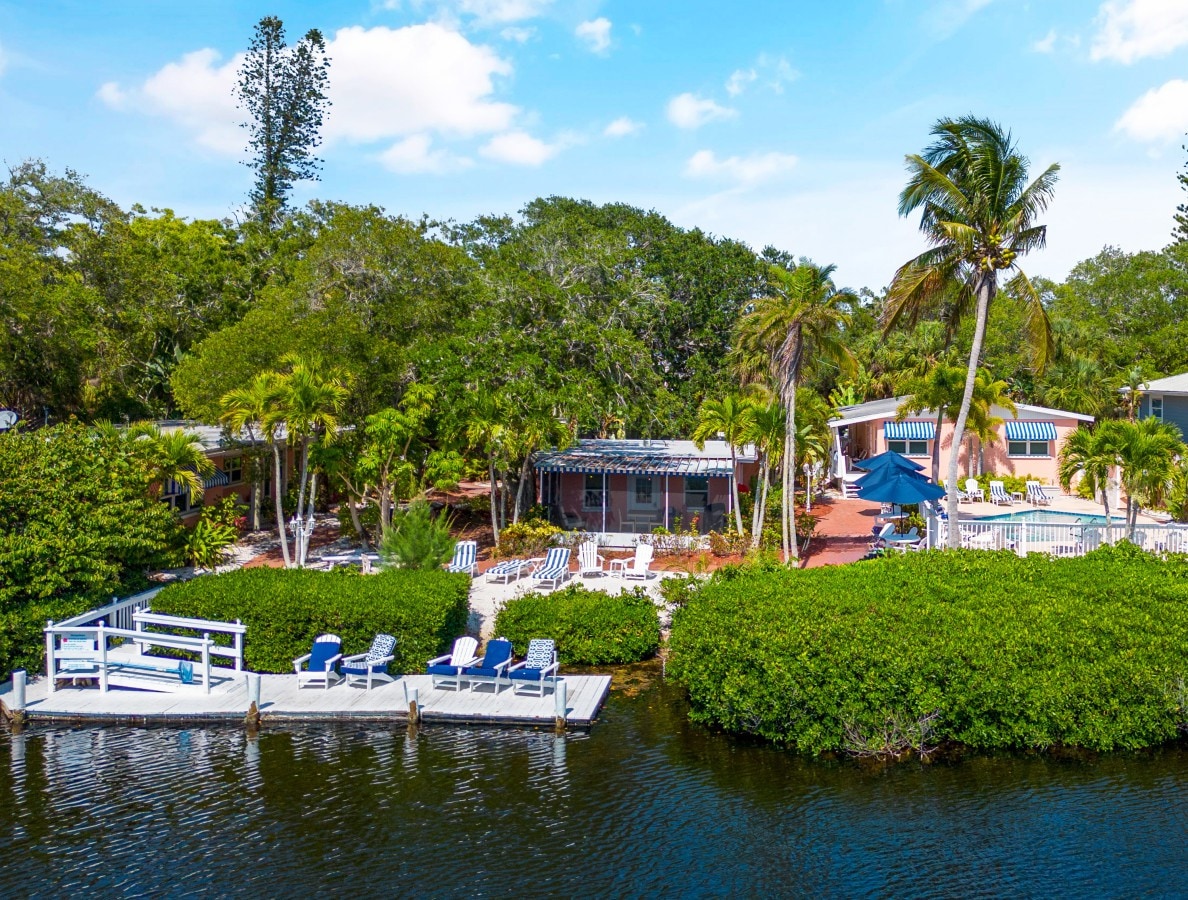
[0,597,94,682]
[493,585,660,665]
[668,546,1188,755]
[153,568,471,674]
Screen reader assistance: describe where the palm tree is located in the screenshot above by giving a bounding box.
[741,398,785,549]
[691,395,754,535]
[1118,365,1146,422]
[1115,417,1184,537]
[221,372,288,565]
[734,262,855,562]
[272,354,350,566]
[884,117,1059,546]
[1058,422,1124,522]
[1041,355,1111,418]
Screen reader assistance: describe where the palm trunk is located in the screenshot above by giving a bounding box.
[347,496,368,547]
[730,445,745,535]
[513,455,533,524]
[784,383,799,562]
[946,276,994,547]
[294,437,312,567]
[300,471,319,567]
[488,457,500,545]
[272,442,291,567]
[751,453,767,548]
[931,408,944,483]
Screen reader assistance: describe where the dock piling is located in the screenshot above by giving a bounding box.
[2,670,27,727]
[554,679,567,733]
[244,672,261,730]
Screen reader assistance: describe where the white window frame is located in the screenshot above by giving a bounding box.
[582,473,605,511]
[684,476,710,510]
[223,455,244,484]
[628,476,656,511]
[1007,439,1051,458]
[887,438,931,457]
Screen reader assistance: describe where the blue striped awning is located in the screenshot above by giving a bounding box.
[1004,420,1057,441]
[884,420,936,440]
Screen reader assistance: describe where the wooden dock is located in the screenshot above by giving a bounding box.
[3,670,613,728]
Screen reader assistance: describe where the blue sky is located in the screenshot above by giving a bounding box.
[2,0,1187,290]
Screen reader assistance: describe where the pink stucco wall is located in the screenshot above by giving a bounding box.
[847,417,1083,484]
[553,472,735,533]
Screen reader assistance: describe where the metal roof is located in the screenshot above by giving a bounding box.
[830,397,1094,428]
[534,439,751,477]
[1142,372,1188,394]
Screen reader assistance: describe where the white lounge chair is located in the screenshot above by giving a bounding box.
[989,481,1012,505]
[577,540,605,578]
[486,558,531,584]
[426,636,480,691]
[609,543,655,580]
[868,522,895,550]
[529,547,572,590]
[294,634,343,690]
[447,540,478,575]
[1026,481,1054,506]
[963,479,985,503]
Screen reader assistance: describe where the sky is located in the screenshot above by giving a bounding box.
[2,0,1188,291]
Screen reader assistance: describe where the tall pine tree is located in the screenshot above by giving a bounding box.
[1176,136,1188,242]
[235,17,331,229]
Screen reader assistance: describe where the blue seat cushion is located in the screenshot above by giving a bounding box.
[464,665,503,678]
[308,641,340,671]
[509,668,548,681]
[427,663,460,676]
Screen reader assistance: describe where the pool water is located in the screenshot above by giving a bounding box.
[976,509,1123,525]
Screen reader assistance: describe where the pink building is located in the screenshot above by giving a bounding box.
[535,439,758,538]
[829,397,1093,486]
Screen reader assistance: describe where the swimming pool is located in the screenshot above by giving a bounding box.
[974,509,1124,525]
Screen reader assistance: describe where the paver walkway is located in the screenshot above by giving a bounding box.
[802,494,882,568]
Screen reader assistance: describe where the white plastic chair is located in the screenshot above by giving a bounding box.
[577,540,605,577]
[609,543,655,580]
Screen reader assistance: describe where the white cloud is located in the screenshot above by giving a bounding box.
[500,26,535,42]
[1032,29,1057,53]
[1115,79,1188,142]
[378,133,472,173]
[929,0,994,39]
[684,149,798,185]
[666,93,737,129]
[479,130,561,165]
[725,68,757,97]
[575,17,612,54]
[604,116,642,138]
[1091,0,1188,63]
[98,24,519,156]
[453,0,553,24]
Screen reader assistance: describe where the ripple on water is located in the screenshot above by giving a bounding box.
[1,685,1187,897]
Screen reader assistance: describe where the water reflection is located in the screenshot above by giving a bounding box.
[0,680,1186,896]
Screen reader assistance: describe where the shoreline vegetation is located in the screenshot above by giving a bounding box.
[668,546,1188,758]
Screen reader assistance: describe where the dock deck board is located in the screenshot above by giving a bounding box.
[4,670,612,728]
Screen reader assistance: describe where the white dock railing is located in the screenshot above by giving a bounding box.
[55,587,162,631]
[928,516,1187,557]
[131,611,246,671]
[44,622,216,694]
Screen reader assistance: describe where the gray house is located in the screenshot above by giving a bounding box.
[1140,372,1188,437]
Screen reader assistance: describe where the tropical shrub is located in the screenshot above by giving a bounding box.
[153,567,470,673]
[185,498,246,569]
[493,585,660,665]
[496,519,562,557]
[668,546,1188,756]
[708,530,749,557]
[0,596,94,682]
[379,499,456,569]
[0,424,184,615]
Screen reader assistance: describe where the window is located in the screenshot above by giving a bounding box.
[634,476,653,505]
[887,439,930,457]
[685,476,709,509]
[1008,440,1051,457]
[1151,396,1164,421]
[583,473,605,510]
[223,455,243,484]
[162,486,196,514]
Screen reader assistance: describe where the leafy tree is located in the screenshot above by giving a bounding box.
[236,16,331,228]
[885,117,1058,545]
[691,395,754,535]
[734,262,855,562]
[0,424,183,612]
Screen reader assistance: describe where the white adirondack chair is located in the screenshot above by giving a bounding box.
[610,543,655,580]
[577,540,605,577]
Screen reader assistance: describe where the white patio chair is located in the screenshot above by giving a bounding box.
[530,547,572,590]
[426,636,480,691]
[294,634,343,690]
[963,479,985,503]
[989,481,1013,506]
[609,543,655,580]
[577,540,605,578]
[1026,481,1053,506]
[447,540,478,576]
[341,633,397,689]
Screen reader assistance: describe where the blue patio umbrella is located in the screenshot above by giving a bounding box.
[859,470,946,505]
[853,451,925,473]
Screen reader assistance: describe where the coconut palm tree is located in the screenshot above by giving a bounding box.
[885,117,1059,546]
[692,395,754,535]
[734,262,856,562]
[1118,365,1146,422]
[221,372,288,565]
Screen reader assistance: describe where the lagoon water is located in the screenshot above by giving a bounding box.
[2,671,1186,897]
